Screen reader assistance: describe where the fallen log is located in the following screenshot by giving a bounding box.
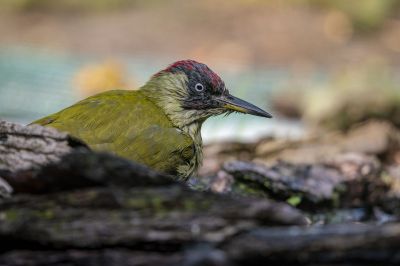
[0,185,307,251]
[1,120,400,265]
[0,120,86,173]
[218,155,387,210]
[224,222,400,265]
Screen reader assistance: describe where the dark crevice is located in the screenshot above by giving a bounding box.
[0,235,191,254]
[0,133,7,142]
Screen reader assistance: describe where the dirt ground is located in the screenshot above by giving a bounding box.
[1,1,399,68]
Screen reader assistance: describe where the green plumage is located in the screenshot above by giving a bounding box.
[32,89,195,179]
[31,60,272,180]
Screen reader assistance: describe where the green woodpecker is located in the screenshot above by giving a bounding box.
[32,60,272,180]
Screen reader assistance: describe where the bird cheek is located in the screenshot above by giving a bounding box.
[211,99,223,109]
[182,98,203,110]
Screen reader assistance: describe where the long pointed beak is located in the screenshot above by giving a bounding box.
[215,94,273,118]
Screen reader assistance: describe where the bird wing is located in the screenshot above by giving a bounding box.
[32,90,195,176]
[32,90,147,145]
[115,125,195,176]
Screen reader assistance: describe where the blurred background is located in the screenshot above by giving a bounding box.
[0,0,400,142]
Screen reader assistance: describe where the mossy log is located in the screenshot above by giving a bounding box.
[220,154,386,210]
[1,120,400,265]
[1,184,400,265]
[0,120,172,194]
[223,222,400,265]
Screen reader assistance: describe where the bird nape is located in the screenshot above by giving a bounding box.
[31,60,272,180]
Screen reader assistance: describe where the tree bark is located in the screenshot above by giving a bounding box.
[0,120,85,173]
[1,120,399,265]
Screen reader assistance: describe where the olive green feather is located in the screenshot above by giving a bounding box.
[32,89,196,179]
[31,61,271,180]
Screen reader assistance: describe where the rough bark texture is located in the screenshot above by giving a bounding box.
[0,120,86,173]
[1,120,400,265]
[224,223,400,265]
[3,151,176,194]
[0,185,307,248]
[1,185,400,265]
[220,154,385,209]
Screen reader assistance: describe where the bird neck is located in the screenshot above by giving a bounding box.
[140,73,204,143]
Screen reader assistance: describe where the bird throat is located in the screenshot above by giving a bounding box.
[141,73,204,176]
[177,121,203,178]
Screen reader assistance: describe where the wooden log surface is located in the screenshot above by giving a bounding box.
[1,120,400,265]
[0,120,85,173]
[1,185,400,265]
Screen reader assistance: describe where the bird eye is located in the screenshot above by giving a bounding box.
[194,83,204,92]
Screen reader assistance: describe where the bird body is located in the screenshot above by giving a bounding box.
[32,60,272,180]
[34,89,199,178]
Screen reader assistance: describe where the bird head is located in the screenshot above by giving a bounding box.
[143,60,272,127]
